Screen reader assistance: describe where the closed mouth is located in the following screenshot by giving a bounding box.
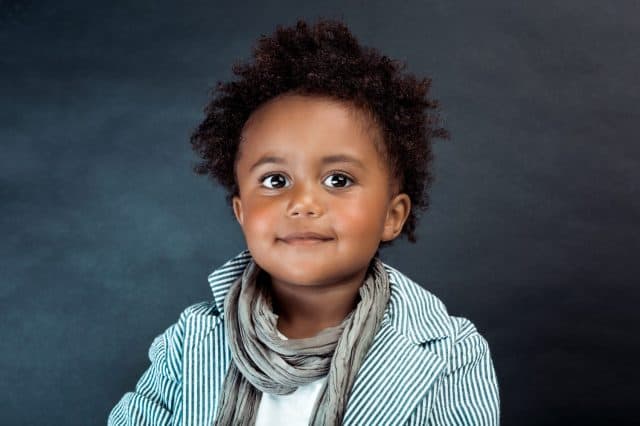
[279,233,333,245]
[279,232,333,242]
[279,237,333,245]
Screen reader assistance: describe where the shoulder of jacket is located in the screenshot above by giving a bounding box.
[445,315,492,374]
[180,299,219,320]
[147,300,218,380]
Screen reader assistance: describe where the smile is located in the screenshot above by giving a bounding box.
[278,231,333,246]
[279,238,333,246]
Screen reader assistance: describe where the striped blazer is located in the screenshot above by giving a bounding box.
[108,249,500,425]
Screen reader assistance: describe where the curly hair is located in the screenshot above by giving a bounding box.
[190,17,449,250]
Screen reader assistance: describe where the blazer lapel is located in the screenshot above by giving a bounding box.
[340,262,453,425]
[182,310,230,426]
[342,317,446,426]
[181,252,252,426]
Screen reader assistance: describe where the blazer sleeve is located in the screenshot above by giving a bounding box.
[428,317,501,426]
[108,313,186,426]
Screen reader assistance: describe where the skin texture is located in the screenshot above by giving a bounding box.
[232,94,411,339]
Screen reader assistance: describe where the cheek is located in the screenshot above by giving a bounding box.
[332,198,385,237]
[243,199,280,236]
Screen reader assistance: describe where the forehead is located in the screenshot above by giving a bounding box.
[238,94,384,165]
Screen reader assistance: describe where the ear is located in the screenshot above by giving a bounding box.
[381,193,411,242]
[232,195,244,226]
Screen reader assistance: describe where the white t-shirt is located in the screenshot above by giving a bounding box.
[255,329,328,426]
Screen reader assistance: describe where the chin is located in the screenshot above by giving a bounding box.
[255,260,331,287]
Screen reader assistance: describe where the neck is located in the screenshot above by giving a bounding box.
[266,268,367,339]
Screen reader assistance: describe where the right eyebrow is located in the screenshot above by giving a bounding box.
[249,156,286,173]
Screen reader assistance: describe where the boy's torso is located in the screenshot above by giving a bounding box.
[171,250,457,426]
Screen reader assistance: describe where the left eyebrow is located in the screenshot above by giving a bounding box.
[249,154,366,172]
[321,154,366,169]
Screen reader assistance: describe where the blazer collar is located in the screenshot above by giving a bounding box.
[207,249,450,344]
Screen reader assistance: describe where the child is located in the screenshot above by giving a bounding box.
[109,18,500,425]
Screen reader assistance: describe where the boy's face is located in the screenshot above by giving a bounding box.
[232,94,410,288]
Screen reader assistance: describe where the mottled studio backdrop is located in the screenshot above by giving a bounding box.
[1,0,638,425]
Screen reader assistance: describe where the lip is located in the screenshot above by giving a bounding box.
[279,232,334,245]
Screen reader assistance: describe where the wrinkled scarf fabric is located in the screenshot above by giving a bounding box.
[213,256,390,426]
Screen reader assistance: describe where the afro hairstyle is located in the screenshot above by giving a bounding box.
[189,17,449,250]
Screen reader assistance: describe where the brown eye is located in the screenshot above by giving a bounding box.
[323,173,354,189]
[260,173,290,189]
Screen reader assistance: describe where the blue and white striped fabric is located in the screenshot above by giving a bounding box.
[108,249,500,425]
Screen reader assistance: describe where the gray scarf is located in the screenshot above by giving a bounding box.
[213,256,390,426]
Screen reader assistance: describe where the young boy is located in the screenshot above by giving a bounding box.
[109,18,499,425]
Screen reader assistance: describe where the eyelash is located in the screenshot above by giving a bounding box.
[258,171,355,190]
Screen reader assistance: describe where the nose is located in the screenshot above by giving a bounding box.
[287,180,324,217]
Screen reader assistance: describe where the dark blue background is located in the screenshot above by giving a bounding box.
[1,1,638,424]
